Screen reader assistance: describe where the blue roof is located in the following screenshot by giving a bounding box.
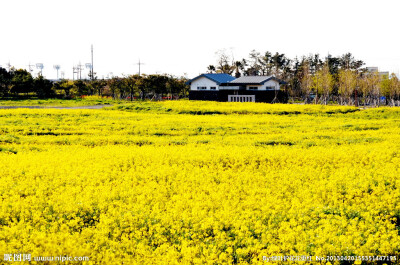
[186,73,236,85]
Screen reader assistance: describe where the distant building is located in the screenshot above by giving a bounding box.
[379,71,390,79]
[366,67,378,73]
[366,67,389,79]
[187,73,287,103]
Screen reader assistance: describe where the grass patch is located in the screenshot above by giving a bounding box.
[255,140,295,146]
[0,146,18,154]
[0,96,120,107]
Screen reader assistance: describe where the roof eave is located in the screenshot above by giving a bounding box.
[260,77,273,85]
[260,76,287,85]
[186,74,205,85]
[186,74,223,85]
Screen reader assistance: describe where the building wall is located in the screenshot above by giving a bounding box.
[189,90,288,103]
[219,86,240,90]
[189,91,220,101]
[190,77,219,91]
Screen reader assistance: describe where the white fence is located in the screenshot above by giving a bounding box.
[228,95,255,102]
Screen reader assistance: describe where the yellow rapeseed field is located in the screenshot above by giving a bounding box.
[1,101,400,264]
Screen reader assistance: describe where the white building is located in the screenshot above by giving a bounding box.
[187,74,287,102]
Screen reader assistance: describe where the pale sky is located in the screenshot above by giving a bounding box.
[1,0,400,79]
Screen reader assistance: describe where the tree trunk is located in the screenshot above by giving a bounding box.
[130,88,133,101]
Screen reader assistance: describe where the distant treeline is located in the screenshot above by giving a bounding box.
[2,50,400,106]
[0,67,189,100]
[210,50,400,106]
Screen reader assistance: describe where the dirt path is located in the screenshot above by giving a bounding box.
[0,105,112,110]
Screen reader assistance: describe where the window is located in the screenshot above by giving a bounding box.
[266,86,276,90]
[197,86,207,90]
[248,86,258,90]
[210,87,217,90]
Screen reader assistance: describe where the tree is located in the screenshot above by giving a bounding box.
[280,57,292,81]
[215,49,234,75]
[338,69,358,105]
[135,75,147,100]
[61,80,74,98]
[234,61,242,78]
[166,75,189,99]
[300,60,313,103]
[368,71,381,107]
[0,67,12,97]
[53,79,74,98]
[260,51,273,76]
[309,54,323,74]
[10,69,33,96]
[239,59,248,76]
[326,54,341,76]
[271,52,290,79]
[207,65,216,73]
[72,80,90,96]
[246,49,262,76]
[124,75,139,101]
[88,70,97,81]
[340,53,364,71]
[287,57,302,100]
[108,77,124,99]
[33,75,54,98]
[381,73,400,106]
[312,68,322,104]
[357,71,382,107]
[145,74,169,100]
[358,73,373,106]
[312,63,334,104]
[91,79,107,96]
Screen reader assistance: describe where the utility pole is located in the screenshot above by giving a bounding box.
[91,44,94,80]
[28,63,35,74]
[73,66,78,81]
[86,45,94,80]
[36,63,44,76]
[135,59,145,76]
[6,61,12,72]
[77,62,83,80]
[53,65,60,80]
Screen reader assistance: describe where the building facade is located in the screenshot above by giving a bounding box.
[187,74,287,103]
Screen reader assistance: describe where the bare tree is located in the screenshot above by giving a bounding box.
[248,49,262,75]
[313,63,333,104]
[358,73,372,107]
[338,69,358,105]
[300,60,313,103]
[382,73,400,106]
[215,49,235,75]
[370,72,382,107]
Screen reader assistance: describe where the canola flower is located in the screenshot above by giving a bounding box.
[0,102,400,264]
